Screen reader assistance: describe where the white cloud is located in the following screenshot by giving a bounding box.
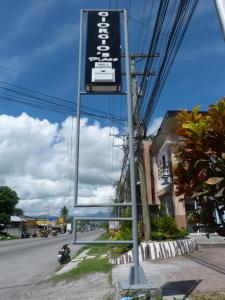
[0,113,122,216]
[147,117,163,136]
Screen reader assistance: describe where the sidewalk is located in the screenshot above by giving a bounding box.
[190,233,225,246]
[112,248,225,299]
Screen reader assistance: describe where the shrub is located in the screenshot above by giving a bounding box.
[151,232,168,241]
[151,214,188,241]
[113,226,132,253]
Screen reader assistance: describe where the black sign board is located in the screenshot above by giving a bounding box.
[85,11,121,93]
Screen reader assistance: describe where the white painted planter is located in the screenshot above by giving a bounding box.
[108,238,197,265]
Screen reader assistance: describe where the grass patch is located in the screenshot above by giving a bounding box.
[73,232,125,258]
[52,258,112,282]
[73,245,90,258]
[54,232,129,282]
[72,233,108,258]
[0,234,18,241]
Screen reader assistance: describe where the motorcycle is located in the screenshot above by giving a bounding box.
[58,243,71,265]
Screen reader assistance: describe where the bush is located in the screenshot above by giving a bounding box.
[151,214,188,241]
[113,227,132,253]
[114,226,132,241]
[151,232,168,241]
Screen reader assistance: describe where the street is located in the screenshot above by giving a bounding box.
[0,230,101,300]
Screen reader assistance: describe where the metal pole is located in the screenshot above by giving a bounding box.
[214,0,225,40]
[73,218,77,241]
[131,56,151,241]
[47,206,49,233]
[74,10,83,206]
[123,9,139,284]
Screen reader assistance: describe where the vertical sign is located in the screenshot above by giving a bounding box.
[85,11,121,92]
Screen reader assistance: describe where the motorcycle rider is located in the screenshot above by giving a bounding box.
[58,243,71,264]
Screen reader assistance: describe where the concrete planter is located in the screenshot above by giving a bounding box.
[108,238,197,265]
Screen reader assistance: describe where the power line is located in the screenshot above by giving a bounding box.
[0,80,126,119]
[117,0,198,201]
[0,81,127,125]
[142,0,198,131]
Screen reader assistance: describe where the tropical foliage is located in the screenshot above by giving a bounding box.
[110,207,133,252]
[174,98,225,236]
[151,208,188,240]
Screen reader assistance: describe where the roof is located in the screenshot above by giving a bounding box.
[150,110,206,155]
[10,216,22,222]
[150,111,178,155]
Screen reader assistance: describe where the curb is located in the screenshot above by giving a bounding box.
[108,238,197,265]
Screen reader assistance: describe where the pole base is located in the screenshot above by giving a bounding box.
[116,267,161,299]
[119,266,152,289]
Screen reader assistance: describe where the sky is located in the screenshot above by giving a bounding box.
[0,0,224,216]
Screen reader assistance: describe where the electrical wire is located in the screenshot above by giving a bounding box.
[117,0,198,201]
[0,80,126,120]
[0,81,127,126]
[142,0,198,132]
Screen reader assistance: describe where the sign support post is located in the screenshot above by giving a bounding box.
[74,10,83,206]
[73,9,152,292]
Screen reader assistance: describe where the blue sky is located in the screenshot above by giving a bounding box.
[0,0,224,215]
[155,0,225,123]
[0,0,224,126]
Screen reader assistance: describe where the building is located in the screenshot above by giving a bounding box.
[144,111,194,230]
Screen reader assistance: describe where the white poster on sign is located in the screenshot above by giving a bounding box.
[109,221,120,230]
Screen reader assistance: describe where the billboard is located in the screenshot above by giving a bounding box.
[85,11,121,93]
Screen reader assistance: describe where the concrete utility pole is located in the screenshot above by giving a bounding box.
[130,56,151,241]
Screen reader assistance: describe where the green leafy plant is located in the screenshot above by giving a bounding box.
[151,210,188,240]
[174,98,225,236]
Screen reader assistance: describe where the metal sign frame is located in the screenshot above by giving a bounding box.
[73,9,150,289]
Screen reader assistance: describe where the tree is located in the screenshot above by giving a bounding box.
[60,206,68,220]
[0,186,19,226]
[174,98,225,236]
[13,208,24,217]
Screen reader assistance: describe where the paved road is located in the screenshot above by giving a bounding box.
[0,230,101,300]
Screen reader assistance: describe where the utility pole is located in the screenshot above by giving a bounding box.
[130,56,151,241]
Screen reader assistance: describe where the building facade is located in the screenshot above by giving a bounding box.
[144,111,191,229]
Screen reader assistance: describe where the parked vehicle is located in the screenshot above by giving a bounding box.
[58,244,71,265]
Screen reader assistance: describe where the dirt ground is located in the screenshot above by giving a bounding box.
[21,273,114,300]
